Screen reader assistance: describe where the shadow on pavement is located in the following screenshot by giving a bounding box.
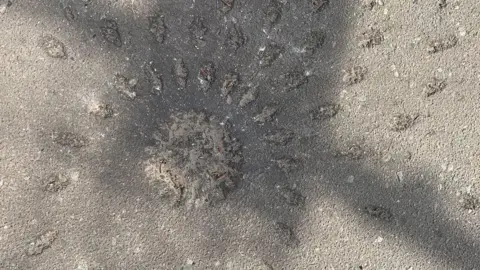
[2,0,478,268]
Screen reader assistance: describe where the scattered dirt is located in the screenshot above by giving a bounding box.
[264,129,294,146]
[303,30,326,56]
[311,0,329,13]
[258,42,283,68]
[427,34,458,54]
[277,68,308,92]
[53,132,88,148]
[144,112,242,208]
[358,28,383,48]
[38,35,67,59]
[264,0,283,27]
[197,63,215,91]
[342,66,367,85]
[100,19,122,47]
[88,102,114,119]
[219,0,234,14]
[239,86,258,107]
[254,106,277,124]
[274,222,299,247]
[26,230,58,256]
[113,74,137,99]
[173,58,188,89]
[461,194,479,210]
[63,6,75,21]
[424,78,447,97]
[189,16,208,49]
[389,113,418,132]
[363,205,393,221]
[144,62,163,94]
[310,103,340,120]
[43,173,70,192]
[148,14,167,44]
[276,185,305,206]
[225,23,246,51]
[273,156,300,173]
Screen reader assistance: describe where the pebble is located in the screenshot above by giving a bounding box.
[239,88,257,107]
[374,236,384,243]
[346,175,355,183]
[0,3,7,14]
[441,163,454,172]
[254,106,277,123]
[26,230,58,256]
[396,171,404,182]
[381,154,392,163]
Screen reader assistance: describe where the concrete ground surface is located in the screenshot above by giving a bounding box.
[1,0,479,269]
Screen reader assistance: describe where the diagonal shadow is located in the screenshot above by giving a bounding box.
[1,0,479,269]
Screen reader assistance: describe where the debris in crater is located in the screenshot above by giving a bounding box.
[239,86,258,107]
[438,0,447,9]
[43,173,70,192]
[342,66,367,85]
[225,23,246,51]
[277,185,305,206]
[461,194,479,210]
[144,112,242,208]
[358,28,383,48]
[334,144,364,160]
[310,103,340,120]
[277,68,308,92]
[273,156,300,173]
[144,62,163,94]
[53,132,87,148]
[311,0,329,12]
[264,129,294,146]
[258,42,283,68]
[424,78,446,97]
[39,35,67,59]
[221,73,239,97]
[427,34,457,54]
[264,0,283,27]
[362,0,384,10]
[390,113,418,131]
[303,30,326,56]
[189,16,208,48]
[364,205,393,221]
[88,102,114,119]
[219,0,235,14]
[198,63,215,91]
[26,230,58,256]
[113,74,137,99]
[274,222,299,247]
[64,6,75,21]
[254,106,277,124]
[148,14,167,44]
[0,1,12,14]
[173,58,188,89]
[100,19,122,47]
